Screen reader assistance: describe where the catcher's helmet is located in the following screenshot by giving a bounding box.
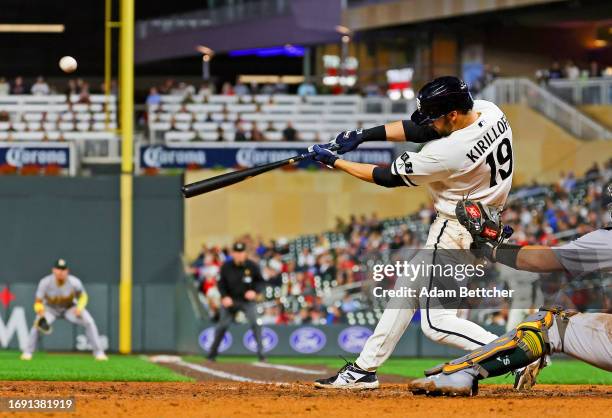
[411,76,474,126]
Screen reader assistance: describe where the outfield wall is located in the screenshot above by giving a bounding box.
[0,176,184,352]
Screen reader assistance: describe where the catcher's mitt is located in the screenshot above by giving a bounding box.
[455,199,512,259]
[34,316,53,335]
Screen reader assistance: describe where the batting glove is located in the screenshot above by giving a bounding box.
[329,129,364,155]
[309,144,339,168]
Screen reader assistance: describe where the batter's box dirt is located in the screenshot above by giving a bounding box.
[161,360,408,384]
[1,381,610,418]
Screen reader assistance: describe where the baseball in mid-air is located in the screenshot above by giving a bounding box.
[59,56,78,73]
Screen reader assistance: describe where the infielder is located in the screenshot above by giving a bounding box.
[409,197,612,396]
[314,76,514,389]
[21,259,107,361]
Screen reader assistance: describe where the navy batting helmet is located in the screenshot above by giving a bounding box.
[411,76,474,126]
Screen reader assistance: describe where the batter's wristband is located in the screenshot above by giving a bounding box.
[495,243,522,268]
[360,125,386,142]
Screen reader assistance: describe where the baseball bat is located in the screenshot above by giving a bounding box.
[181,144,337,198]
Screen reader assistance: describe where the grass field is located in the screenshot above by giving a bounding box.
[0,351,191,382]
[1,350,610,385]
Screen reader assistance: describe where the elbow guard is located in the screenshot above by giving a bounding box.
[373,166,406,188]
[402,120,440,143]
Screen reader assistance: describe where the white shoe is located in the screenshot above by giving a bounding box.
[20,353,32,361]
[314,362,379,390]
[95,353,108,361]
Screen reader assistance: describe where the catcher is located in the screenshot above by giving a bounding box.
[21,259,107,361]
[408,195,611,396]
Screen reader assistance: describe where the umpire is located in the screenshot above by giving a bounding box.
[207,242,265,361]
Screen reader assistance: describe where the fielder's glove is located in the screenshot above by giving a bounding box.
[309,144,339,168]
[328,129,364,155]
[34,316,53,335]
[455,199,512,260]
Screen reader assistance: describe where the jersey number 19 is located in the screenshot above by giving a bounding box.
[485,137,513,187]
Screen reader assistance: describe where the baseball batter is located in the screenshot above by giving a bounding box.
[313,76,514,389]
[409,223,612,396]
[21,259,107,361]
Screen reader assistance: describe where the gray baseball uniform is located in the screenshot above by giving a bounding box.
[24,274,105,356]
[548,228,612,371]
[552,228,612,274]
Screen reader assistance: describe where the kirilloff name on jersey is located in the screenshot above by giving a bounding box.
[466,115,510,163]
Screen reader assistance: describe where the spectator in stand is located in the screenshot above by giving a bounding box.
[66,79,78,97]
[562,172,577,193]
[564,60,580,80]
[77,82,91,104]
[234,81,250,96]
[282,122,298,141]
[11,76,26,94]
[198,81,215,97]
[585,162,601,180]
[30,76,50,95]
[260,83,275,95]
[234,121,248,142]
[159,79,174,94]
[216,126,225,142]
[0,77,9,95]
[274,81,288,94]
[145,87,161,106]
[297,78,317,96]
[100,78,118,95]
[249,82,260,95]
[589,61,602,78]
[221,82,234,95]
[548,61,563,79]
[249,125,265,141]
[340,292,360,313]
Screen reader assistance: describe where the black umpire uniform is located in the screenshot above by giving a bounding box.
[208,242,265,361]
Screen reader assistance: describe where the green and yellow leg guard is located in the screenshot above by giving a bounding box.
[425,307,574,379]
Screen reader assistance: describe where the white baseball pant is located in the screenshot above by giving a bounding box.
[356,217,499,371]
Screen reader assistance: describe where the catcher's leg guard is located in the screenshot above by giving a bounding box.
[425,309,559,380]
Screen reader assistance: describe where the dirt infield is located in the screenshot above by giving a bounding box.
[1,361,611,417]
[1,381,611,418]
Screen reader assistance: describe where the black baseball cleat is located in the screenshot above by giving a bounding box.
[314,361,379,389]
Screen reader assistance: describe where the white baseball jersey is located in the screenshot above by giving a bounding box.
[391,100,513,217]
[35,274,85,312]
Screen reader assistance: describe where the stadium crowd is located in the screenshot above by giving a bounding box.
[189,160,612,326]
[536,59,612,84]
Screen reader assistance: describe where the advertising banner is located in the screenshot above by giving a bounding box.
[0,142,76,176]
[137,142,395,172]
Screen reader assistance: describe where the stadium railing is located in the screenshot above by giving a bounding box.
[548,78,612,105]
[480,78,612,140]
[147,95,415,143]
[0,94,120,163]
